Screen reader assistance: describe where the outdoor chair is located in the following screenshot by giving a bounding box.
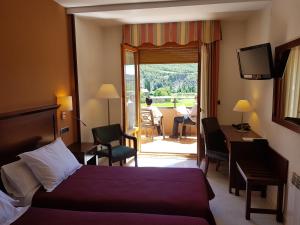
[140,108,165,140]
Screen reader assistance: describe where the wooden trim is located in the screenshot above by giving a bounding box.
[0,104,59,120]
[135,48,141,151]
[69,15,81,141]
[272,37,300,133]
[197,42,202,165]
[121,44,139,133]
[121,44,125,131]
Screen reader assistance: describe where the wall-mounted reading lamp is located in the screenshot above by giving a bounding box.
[57,95,87,127]
[57,96,73,120]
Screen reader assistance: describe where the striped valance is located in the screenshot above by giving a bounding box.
[122,20,221,47]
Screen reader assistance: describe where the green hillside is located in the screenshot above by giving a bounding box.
[140,63,198,95]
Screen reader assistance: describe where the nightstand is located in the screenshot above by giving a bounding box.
[68,142,98,165]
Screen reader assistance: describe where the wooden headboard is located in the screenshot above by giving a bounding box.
[0,105,58,168]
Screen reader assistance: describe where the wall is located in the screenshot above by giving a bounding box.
[75,17,122,142]
[0,0,77,145]
[102,26,123,125]
[245,1,300,224]
[218,21,246,125]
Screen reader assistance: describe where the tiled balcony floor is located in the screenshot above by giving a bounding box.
[140,135,197,154]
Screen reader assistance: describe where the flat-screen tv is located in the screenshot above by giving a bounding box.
[237,43,274,80]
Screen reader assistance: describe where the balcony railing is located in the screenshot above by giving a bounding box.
[141,96,196,108]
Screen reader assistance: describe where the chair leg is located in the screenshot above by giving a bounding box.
[152,127,155,141]
[161,123,165,139]
[246,183,251,220]
[120,160,123,166]
[134,154,138,167]
[180,123,184,139]
[109,158,112,166]
[276,184,284,222]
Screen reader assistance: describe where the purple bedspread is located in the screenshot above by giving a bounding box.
[12,208,209,225]
[32,166,215,225]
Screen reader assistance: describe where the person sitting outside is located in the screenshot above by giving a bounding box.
[170,98,198,139]
[144,97,163,135]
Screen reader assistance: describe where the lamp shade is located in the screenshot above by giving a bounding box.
[57,96,73,111]
[233,99,252,112]
[97,84,119,99]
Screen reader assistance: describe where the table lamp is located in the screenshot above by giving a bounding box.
[233,99,252,132]
[97,84,119,125]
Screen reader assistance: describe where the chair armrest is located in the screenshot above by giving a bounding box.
[123,133,137,150]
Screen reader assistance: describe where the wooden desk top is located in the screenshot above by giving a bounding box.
[221,125,261,142]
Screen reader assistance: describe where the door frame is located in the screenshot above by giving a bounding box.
[121,44,141,148]
[121,44,203,161]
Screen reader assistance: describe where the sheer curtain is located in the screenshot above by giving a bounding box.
[284,46,300,118]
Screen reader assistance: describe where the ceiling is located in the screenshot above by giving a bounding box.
[55,0,180,8]
[54,0,271,25]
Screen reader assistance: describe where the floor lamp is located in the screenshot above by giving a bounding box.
[97,84,120,125]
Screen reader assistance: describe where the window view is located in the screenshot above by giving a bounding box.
[140,63,198,155]
[140,63,198,107]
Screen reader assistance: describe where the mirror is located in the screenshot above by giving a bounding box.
[273,38,300,133]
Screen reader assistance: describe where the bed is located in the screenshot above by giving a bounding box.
[32,165,215,224]
[12,207,209,225]
[0,105,215,225]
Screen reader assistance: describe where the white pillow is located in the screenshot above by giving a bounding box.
[0,190,29,225]
[19,138,81,192]
[1,160,41,205]
[45,138,81,177]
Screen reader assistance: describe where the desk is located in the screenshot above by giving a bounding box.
[68,142,98,165]
[221,126,261,193]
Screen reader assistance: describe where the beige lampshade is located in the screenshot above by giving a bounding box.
[57,96,73,111]
[233,99,252,112]
[97,84,119,99]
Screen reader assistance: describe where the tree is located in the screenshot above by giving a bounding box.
[153,87,170,96]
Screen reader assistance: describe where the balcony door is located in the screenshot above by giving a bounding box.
[121,44,140,138]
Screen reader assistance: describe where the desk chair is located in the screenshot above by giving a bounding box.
[202,117,229,171]
[92,124,138,167]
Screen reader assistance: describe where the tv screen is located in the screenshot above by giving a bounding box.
[237,43,274,80]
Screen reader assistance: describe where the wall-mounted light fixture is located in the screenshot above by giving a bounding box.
[57,96,73,120]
